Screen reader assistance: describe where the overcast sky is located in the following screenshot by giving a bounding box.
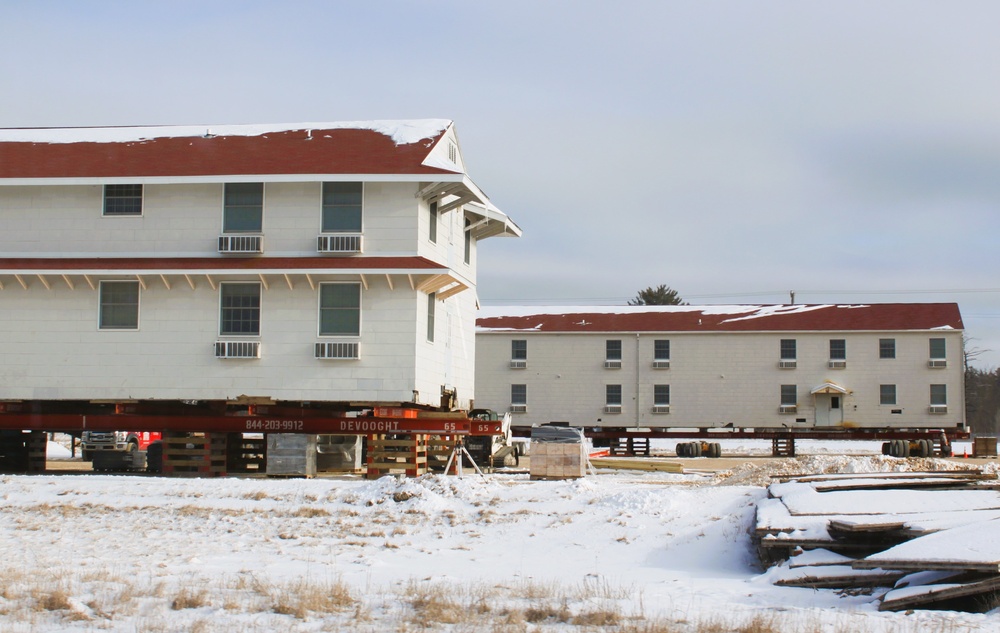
[3,1,1000,367]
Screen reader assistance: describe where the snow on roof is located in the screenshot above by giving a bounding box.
[0,119,451,146]
[476,303,964,333]
[0,119,460,180]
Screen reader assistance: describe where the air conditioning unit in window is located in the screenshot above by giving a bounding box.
[509,360,527,369]
[778,360,797,369]
[652,360,671,369]
[604,360,622,369]
[779,404,797,414]
[929,404,948,414]
[510,404,527,413]
[604,405,622,414]
[928,359,948,368]
[315,342,360,360]
[828,360,847,369]
[652,405,671,414]
[215,341,260,359]
[317,234,363,254]
[218,235,263,253]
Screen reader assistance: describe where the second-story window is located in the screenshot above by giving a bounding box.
[428,202,438,243]
[322,182,362,233]
[606,384,622,407]
[780,339,796,360]
[606,340,622,361]
[654,339,670,361]
[319,283,361,336]
[511,340,527,361]
[223,183,263,232]
[929,338,946,360]
[830,339,846,360]
[103,184,143,216]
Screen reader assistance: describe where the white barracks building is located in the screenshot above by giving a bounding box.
[475,304,965,431]
[0,120,519,410]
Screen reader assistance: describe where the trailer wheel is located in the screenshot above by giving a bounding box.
[881,442,891,456]
[901,440,911,458]
[889,440,902,458]
[919,439,931,458]
[676,443,688,458]
[709,443,721,458]
[691,442,702,458]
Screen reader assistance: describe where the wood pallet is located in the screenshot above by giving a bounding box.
[161,432,226,477]
[0,430,46,473]
[771,437,795,457]
[366,434,430,478]
[226,433,266,474]
[609,437,651,457]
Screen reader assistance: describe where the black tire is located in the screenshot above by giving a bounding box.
[711,443,722,458]
[126,441,138,453]
[901,440,911,458]
[890,439,902,458]
[881,442,891,456]
[82,450,92,461]
[676,443,688,458]
[691,442,702,458]
[920,439,931,458]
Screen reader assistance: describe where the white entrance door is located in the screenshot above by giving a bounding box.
[815,394,843,427]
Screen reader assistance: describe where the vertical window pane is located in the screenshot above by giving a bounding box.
[103,184,143,216]
[930,384,947,405]
[429,202,438,243]
[319,283,361,336]
[511,340,527,360]
[606,384,622,406]
[880,384,897,405]
[780,339,796,360]
[220,283,261,335]
[654,384,670,406]
[427,293,436,342]
[606,340,622,360]
[511,384,526,405]
[929,338,946,359]
[879,338,896,359]
[99,281,139,329]
[464,218,472,264]
[223,183,263,232]
[321,182,363,232]
[829,339,846,360]
[654,339,670,360]
[780,384,797,406]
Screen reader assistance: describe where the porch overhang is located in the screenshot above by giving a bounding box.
[0,256,473,297]
[811,382,850,395]
[416,176,521,239]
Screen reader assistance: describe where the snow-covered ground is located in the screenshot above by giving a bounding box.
[0,441,995,632]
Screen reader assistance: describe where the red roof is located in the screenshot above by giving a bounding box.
[0,124,456,179]
[0,256,445,272]
[476,304,964,333]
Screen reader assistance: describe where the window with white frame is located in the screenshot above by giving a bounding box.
[654,339,670,361]
[780,339,796,360]
[654,384,670,406]
[606,340,622,361]
[220,283,261,336]
[464,217,472,264]
[103,184,143,216]
[99,281,139,330]
[829,339,846,360]
[428,202,438,243]
[223,183,263,232]
[930,384,947,406]
[780,384,797,406]
[426,292,436,342]
[511,340,527,361]
[511,384,526,406]
[319,283,361,336]
[880,384,897,406]
[879,338,896,359]
[321,182,362,233]
[606,384,622,407]
[929,338,946,360]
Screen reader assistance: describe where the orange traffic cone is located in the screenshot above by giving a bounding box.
[963,447,968,459]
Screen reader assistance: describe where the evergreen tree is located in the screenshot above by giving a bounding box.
[628,285,687,306]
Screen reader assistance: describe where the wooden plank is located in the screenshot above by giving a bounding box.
[879,576,1000,612]
[589,458,683,473]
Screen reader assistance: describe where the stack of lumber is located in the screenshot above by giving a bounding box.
[754,470,1000,611]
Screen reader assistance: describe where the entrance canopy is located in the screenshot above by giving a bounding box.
[811,382,850,395]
